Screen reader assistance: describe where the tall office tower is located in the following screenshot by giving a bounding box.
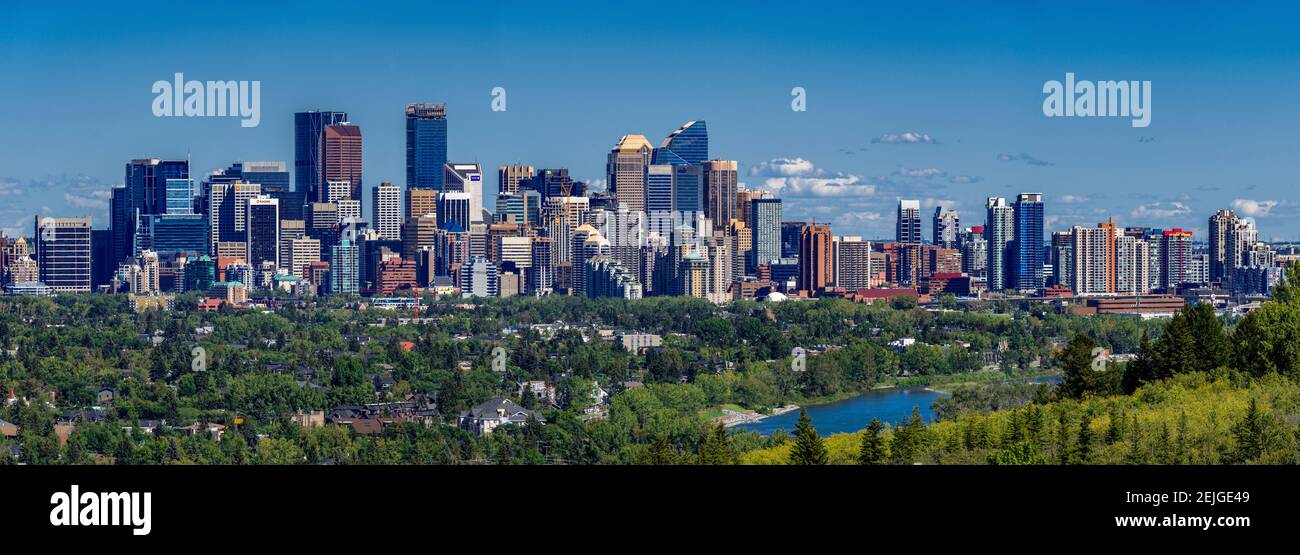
[164,178,195,215]
[1161,229,1194,290]
[593,204,647,281]
[109,186,132,267]
[90,229,113,288]
[984,197,1014,291]
[1115,234,1151,294]
[735,188,772,229]
[405,187,439,222]
[34,216,92,292]
[239,161,291,192]
[780,221,805,260]
[672,164,702,213]
[460,256,498,298]
[437,192,471,231]
[645,165,675,213]
[544,195,591,265]
[336,200,362,223]
[306,202,339,236]
[405,103,448,190]
[496,236,532,271]
[797,223,833,295]
[1070,225,1112,294]
[207,181,262,250]
[749,198,782,274]
[294,111,349,200]
[402,214,440,261]
[444,163,485,223]
[607,134,652,212]
[833,236,873,290]
[1012,193,1045,292]
[246,197,280,268]
[323,123,362,202]
[528,237,554,295]
[728,220,751,282]
[522,168,582,200]
[896,200,922,244]
[278,219,306,271]
[287,237,321,279]
[328,239,359,294]
[498,164,535,197]
[932,207,960,248]
[702,160,738,233]
[118,159,188,265]
[372,181,402,240]
[324,180,352,204]
[141,214,208,256]
[1050,231,1073,287]
[1227,218,1258,273]
[960,227,988,276]
[653,120,708,166]
[1208,209,1237,282]
[572,226,610,296]
[495,190,542,226]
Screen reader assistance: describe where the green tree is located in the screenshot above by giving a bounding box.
[1058,334,1102,399]
[857,418,887,465]
[698,424,736,465]
[788,409,828,465]
[889,407,928,464]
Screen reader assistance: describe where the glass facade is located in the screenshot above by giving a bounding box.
[406,103,448,190]
[658,120,708,166]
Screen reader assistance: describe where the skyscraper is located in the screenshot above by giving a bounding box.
[702,160,738,233]
[372,182,402,241]
[437,192,471,232]
[1161,229,1193,290]
[322,123,362,202]
[498,164,535,197]
[932,207,959,248]
[896,200,922,244]
[653,120,708,166]
[239,161,291,192]
[118,159,188,265]
[246,197,280,268]
[294,111,348,199]
[1208,209,1235,283]
[1012,193,1044,292]
[406,103,448,190]
[35,216,92,292]
[444,163,484,224]
[607,135,653,213]
[797,223,833,296]
[749,198,782,273]
[833,236,873,290]
[645,165,675,213]
[985,197,1014,291]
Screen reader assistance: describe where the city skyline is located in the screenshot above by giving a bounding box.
[4,2,1300,241]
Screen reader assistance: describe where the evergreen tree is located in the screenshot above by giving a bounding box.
[1059,334,1102,399]
[1122,330,1157,394]
[788,409,828,465]
[1076,415,1093,464]
[1184,303,1231,372]
[645,434,677,465]
[698,424,735,465]
[889,407,927,464]
[857,418,887,465]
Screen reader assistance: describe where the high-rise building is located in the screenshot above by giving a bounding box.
[781,221,805,260]
[444,163,484,224]
[749,198,782,274]
[117,159,188,266]
[239,161,291,192]
[521,168,581,200]
[1208,209,1236,282]
[460,256,498,298]
[653,120,708,166]
[1227,218,1258,276]
[702,160,738,233]
[1161,229,1194,290]
[797,223,833,295]
[1050,231,1073,288]
[1115,234,1151,294]
[34,216,92,292]
[405,187,438,222]
[322,123,362,202]
[329,239,359,295]
[402,214,440,261]
[833,236,873,290]
[1012,193,1044,292]
[208,181,261,250]
[294,111,348,200]
[287,237,321,279]
[246,197,280,268]
[645,165,675,214]
[985,197,1014,291]
[498,164,534,197]
[607,135,652,213]
[897,200,922,244]
[437,192,471,232]
[932,207,959,248]
[406,103,448,190]
[164,178,195,215]
[961,227,988,277]
[372,181,401,240]
[1070,225,1111,295]
[593,204,646,282]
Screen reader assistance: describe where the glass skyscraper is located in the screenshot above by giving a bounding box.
[1012,193,1044,292]
[295,111,349,199]
[749,198,782,273]
[406,103,448,190]
[656,120,708,166]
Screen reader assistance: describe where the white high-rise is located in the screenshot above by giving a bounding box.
[372,181,402,240]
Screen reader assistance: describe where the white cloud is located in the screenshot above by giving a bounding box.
[1131,201,1191,219]
[895,166,946,179]
[750,157,874,198]
[872,132,937,144]
[996,152,1054,166]
[1231,198,1279,217]
[1059,194,1090,204]
[919,198,959,210]
[948,174,982,184]
[63,193,108,211]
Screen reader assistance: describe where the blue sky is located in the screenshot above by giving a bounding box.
[2,1,1299,240]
